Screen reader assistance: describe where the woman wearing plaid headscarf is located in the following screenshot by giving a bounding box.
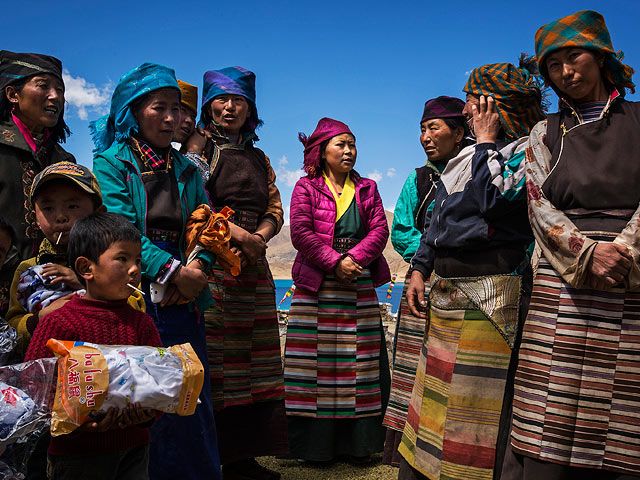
[398,58,545,480]
[503,11,640,480]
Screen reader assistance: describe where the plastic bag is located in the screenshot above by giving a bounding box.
[47,340,204,436]
[0,357,57,477]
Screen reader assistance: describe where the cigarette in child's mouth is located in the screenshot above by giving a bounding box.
[127,283,144,295]
[56,232,63,245]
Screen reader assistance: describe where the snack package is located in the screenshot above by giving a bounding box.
[47,340,204,437]
[0,357,57,476]
[17,264,84,314]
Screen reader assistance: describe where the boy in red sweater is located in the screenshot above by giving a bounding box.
[25,212,162,480]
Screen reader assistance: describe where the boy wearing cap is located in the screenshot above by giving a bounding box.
[6,162,144,357]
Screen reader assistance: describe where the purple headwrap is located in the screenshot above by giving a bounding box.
[298,117,354,178]
[421,96,465,123]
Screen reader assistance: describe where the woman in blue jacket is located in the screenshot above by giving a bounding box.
[90,63,221,480]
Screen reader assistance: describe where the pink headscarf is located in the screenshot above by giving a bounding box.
[298,117,354,178]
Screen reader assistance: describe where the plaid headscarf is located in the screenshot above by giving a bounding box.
[0,50,63,91]
[89,63,180,154]
[463,59,545,142]
[535,10,635,94]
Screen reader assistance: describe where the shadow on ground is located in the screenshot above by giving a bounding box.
[259,454,396,480]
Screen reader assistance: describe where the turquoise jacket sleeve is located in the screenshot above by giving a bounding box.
[187,161,216,268]
[92,149,173,280]
[391,170,422,262]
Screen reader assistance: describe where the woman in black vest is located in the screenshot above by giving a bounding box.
[185,66,287,480]
[504,10,640,480]
[383,96,470,466]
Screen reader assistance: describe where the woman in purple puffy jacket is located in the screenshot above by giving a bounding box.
[283,117,391,463]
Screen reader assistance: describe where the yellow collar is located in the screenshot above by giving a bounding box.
[323,172,355,222]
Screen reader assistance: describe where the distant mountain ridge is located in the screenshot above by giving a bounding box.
[267,210,408,279]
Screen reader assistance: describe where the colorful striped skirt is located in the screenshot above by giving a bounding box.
[511,257,640,475]
[205,257,284,410]
[383,270,430,432]
[399,273,523,480]
[284,269,384,418]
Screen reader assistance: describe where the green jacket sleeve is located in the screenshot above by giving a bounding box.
[92,151,173,280]
[391,170,422,262]
[189,166,216,269]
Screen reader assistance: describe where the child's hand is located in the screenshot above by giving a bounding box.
[117,403,156,428]
[77,407,120,433]
[40,264,83,290]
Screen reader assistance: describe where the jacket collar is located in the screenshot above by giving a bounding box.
[113,142,195,183]
[0,119,34,153]
[308,169,364,195]
[559,88,622,124]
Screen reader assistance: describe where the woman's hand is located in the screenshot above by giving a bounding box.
[40,264,84,290]
[472,95,501,144]
[230,246,247,268]
[334,256,363,283]
[587,242,632,289]
[169,266,208,303]
[407,270,428,318]
[240,232,267,266]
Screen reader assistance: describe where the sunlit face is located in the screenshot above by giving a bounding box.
[323,133,357,175]
[462,94,480,137]
[545,47,606,103]
[135,88,181,149]
[34,182,96,247]
[6,74,64,132]
[420,118,462,163]
[209,94,250,135]
[173,105,197,144]
[84,241,142,301]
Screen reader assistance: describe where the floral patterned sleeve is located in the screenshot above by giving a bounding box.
[524,120,598,288]
[614,204,640,289]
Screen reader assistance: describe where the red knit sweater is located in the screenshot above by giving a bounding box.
[25,294,162,456]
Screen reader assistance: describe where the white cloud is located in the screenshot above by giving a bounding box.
[386,168,396,178]
[62,70,112,121]
[276,164,304,188]
[278,155,288,166]
[368,169,383,183]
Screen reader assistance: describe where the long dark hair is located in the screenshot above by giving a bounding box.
[0,76,71,144]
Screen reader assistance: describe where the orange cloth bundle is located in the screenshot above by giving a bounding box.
[185,205,241,276]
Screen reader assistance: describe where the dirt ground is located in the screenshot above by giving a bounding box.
[259,455,396,480]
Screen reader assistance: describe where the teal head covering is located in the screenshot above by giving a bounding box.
[89,63,180,154]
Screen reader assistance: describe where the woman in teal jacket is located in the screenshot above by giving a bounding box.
[383,96,470,466]
[90,63,221,480]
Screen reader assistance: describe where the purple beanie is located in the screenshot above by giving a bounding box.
[298,118,354,178]
[421,96,465,124]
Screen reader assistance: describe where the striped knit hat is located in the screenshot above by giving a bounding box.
[463,59,545,142]
[535,10,635,94]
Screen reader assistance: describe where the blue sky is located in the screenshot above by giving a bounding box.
[6,0,639,221]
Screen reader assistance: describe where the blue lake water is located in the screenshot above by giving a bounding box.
[274,279,403,313]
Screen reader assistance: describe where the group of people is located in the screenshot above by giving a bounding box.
[0,8,637,480]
